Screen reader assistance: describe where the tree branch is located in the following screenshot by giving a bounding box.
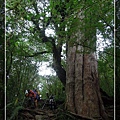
[25,51,49,57]
[99,15,114,34]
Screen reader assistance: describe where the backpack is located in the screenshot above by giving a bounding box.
[33,90,39,100]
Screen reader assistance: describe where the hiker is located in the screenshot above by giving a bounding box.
[25,89,38,108]
[33,89,41,101]
[49,94,56,110]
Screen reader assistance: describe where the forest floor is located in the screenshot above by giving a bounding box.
[18,106,114,120]
[18,97,114,120]
[18,107,57,120]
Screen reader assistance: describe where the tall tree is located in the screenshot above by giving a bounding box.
[65,1,111,119]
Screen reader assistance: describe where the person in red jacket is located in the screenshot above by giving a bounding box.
[25,89,38,108]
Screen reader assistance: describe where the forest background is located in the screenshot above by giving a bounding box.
[0,0,120,120]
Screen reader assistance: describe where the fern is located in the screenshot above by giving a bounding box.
[9,106,24,120]
[6,102,14,108]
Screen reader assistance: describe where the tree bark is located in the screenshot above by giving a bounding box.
[66,43,108,119]
[52,40,66,86]
[65,4,109,119]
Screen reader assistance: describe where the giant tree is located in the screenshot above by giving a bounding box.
[65,1,112,119]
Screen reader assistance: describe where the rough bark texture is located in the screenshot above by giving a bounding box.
[66,44,108,119]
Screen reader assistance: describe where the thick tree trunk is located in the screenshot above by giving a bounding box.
[66,44,108,119]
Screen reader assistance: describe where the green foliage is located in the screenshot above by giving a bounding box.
[39,75,65,101]
[9,106,24,120]
[98,46,114,96]
[6,31,41,119]
[0,0,5,119]
[6,99,24,120]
